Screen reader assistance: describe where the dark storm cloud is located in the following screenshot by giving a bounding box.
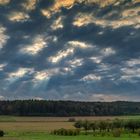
[0,0,140,101]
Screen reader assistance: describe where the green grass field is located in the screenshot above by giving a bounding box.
[0,116,140,140]
[1,132,140,140]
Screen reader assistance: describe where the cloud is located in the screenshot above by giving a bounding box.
[125,58,140,67]
[73,12,140,29]
[73,14,93,27]
[77,0,119,8]
[89,47,116,64]
[118,58,140,83]
[90,56,102,64]
[20,35,47,55]
[21,0,37,11]
[0,95,5,100]
[51,16,64,30]
[32,68,63,91]
[33,97,44,100]
[52,0,75,10]
[49,48,74,63]
[96,63,112,73]
[34,71,49,81]
[33,68,64,82]
[67,58,83,68]
[90,94,130,102]
[67,41,92,49]
[41,9,52,18]
[5,68,34,86]
[0,63,7,71]
[133,0,140,4]
[8,11,30,22]
[40,0,122,19]
[120,67,140,83]
[0,26,9,50]
[100,47,116,56]
[8,68,33,79]
[0,0,10,5]
[41,0,75,18]
[122,7,140,18]
[81,74,101,82]
[48,41,92,64]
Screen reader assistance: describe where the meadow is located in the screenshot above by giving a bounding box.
[0,116,140,140]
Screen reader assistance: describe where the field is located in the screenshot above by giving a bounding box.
[0,116,140,140]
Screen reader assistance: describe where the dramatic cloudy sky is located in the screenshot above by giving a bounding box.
[0,0,140,101]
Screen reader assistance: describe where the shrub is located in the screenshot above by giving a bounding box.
[59,128,66,135]
[101,131,106,137]
[137,129,140,136]
[68,118,76,122]
[74,120,83,129]
[0,130,4,137]
[52,129,57,135]
[112,119,123,129]
[74,129,80,135]
[52,128,80,136]
[112,129,121,137]
[67,129,73,136]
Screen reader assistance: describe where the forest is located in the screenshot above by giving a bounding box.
[0,100,140,116]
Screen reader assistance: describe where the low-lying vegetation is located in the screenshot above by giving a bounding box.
[51,128,80,136]
[0,130,4,137]
[51,119,140,138]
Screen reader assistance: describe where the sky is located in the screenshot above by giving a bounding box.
[0,0,140,101]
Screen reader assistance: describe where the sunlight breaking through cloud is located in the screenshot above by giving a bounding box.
[20,35,47,55]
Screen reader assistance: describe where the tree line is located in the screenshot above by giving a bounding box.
[0,100,140,116]
[74,119,140,134]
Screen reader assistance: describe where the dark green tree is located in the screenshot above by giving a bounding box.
[82,120,91,135]
[98,121,107,132]
[90,122,97,133]
[74,120,83,129]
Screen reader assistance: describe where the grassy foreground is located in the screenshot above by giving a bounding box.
[0,116,140,140]
[0,132,140,140]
